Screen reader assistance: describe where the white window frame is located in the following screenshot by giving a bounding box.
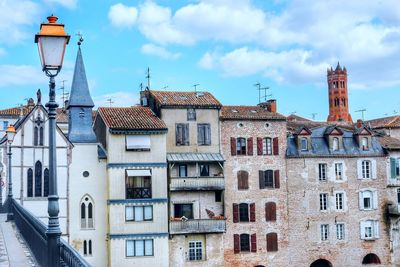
[125,205,153,222]
[126,239,154,257]
[336,223,345,240]
[335,163,343,180]
[361,137,369,150]
[362,160,371,179]
[320,193,328,211]
[360,220,379,240]
[335,192,344,211]
[188,241,203,261]
[359,189,378,210]
[319,163,327,181]
[332,137,339,151]
[301,138,308,151]
[263,137,272,155]
[320,224,329,241]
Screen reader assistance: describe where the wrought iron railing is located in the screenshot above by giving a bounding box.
[170,219,226,234]
[11,199,91,267]
[126,187,152,198]
[170,177,225,191]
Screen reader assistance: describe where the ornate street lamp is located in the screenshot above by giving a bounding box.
[35,15,69,267]
[5,125,16,221]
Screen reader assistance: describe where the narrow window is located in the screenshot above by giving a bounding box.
[27,168,33,197]
[265,202,276,221]
[34,161,42,197]
[263,138,272,155]
[264,170,274,188]
[397,188,400,205]
[81,203,86,228]
[335,163,343,180]
[179,164,187,177]
[197,124,211,145]
[239,203,249,222]
[319,164,327,181]
[88,203,93,228]
[83,240,87,255]
[332,137,339,151]
[81,195,94,229]
[301,138,308,151]
[239,234,250,252]
[88,240,92,256]
[336,223,345,240]
[3,121,8,130]
[336,193,344,211]
[188,241,202,261]
[176,123,189,146]
[236,138,247,155]
[266,233,278,252]
[320,224,329,241]
[43,168,49,197]
[34,127,38,146]
[362,160,371,179]
[39,126,44,146]
[215,191,222,202]
[187,108,196,121]
[199,164,209,177]
[237,170,249,190]
[362,190,373,209]
[362,137,369,150]
[320,193,328,211]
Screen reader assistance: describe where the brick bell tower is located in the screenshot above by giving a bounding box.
[327,62,353,123]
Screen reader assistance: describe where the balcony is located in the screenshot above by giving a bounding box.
[170,177,224,191]
[126,187,151,199]
[388,203,400,217]
[170,219,226,234]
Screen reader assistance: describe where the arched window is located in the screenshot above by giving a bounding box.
[332,137,339,151]
[237,170,249,190]
[80,195,94,229]
[310,259,332,267]
[43,168,49,197]
[34,127,38,146]
[34,161,42,197]
[362,253,381,264]
[27,168,33,197]
[83,240,87,255]
[39,126,44,146]
[88,240,92,255]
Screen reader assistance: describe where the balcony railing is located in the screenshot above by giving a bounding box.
[170,177,225,191]
[126,187,152,199]
[170,219,226,234]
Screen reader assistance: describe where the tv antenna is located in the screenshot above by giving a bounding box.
[106,98,114,107]
[355,108,366,120]
[193,84,200,92]
[58,80,69,108]
[146,67,151,90]
[162,85,168,90]
[254,82,270,104]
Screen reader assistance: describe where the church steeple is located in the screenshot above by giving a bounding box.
[67,45,97,143]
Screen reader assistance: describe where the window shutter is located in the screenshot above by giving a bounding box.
[391,158,397,179]
[247,137,253,156]
[205,124,211,145]
[274,170,280,189]
[372,190,378,209]
[231,137,237,156]
[257,137,263,155]
[259,170,265,189]
[197,124,205,145]
[374,221,380,238]
[359,191,363,210]
[233,203,239,223]
[237,171,243,190]
[243,171,249,189]
[184,124,189,145]
[233,234,240,254]
[360,221,366,239]
[250,233,257,252]
[357,160,362,179]
[371,160,377,179]
[176,124,182,145]
[267,233,278,252]
[273,137,279,155]
[250,203,256,222]
[266,202,276,221]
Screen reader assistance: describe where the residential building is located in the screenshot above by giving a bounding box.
[141,90,225,266]
[220,100,289,267]
[367,115,400,139]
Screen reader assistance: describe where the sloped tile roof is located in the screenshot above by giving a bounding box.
[98,106,167,130]
[377,136,400,150]
[149,90,222,108]
[367,115,400,129]
[287,114,312,122]
[220,106,286,120]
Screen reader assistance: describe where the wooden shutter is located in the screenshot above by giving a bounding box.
[259,170,265,189]
[230,137,237,156]
[250,233,257,252]
[250,203,256,222]
[184,124,189,145]
[233,234,240,254]
[391,158,397,179]
[238,171,249,190]
[176,124,182,145]
[197,124,205,145]
[205,124,211,145]
[247,137,253,155]
[257,137,263,155]
[266,233,278,252]
[273,137,279,155]
[233,203,239,223]
[265,202,276,221]
[274,170,280,189]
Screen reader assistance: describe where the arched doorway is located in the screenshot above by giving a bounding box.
[310,259,333,267]
[362,253,381,264]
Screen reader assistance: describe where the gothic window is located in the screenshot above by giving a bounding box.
[80,195,94,229]
[34,161,42,197]
[27,168,33,197]
[83,240,92,256]
[39,127,44,146]
[43,168,49,197]
[34,115,44,146]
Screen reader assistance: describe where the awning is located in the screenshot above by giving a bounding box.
[167,153,224,162]
[126,169,152,177]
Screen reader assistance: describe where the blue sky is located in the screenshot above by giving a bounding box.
[0,0,399,121]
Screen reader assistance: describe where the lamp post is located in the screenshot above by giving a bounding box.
[0,162,4,212]
[6,125,16,221]
[35,15,69,267]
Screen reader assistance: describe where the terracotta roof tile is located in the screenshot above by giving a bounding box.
[367,115,400,129]
[98,106,167,130]
[287,114,312,122]
[377,136,400,150]
[149,90,221,108]
[220,106,286,120]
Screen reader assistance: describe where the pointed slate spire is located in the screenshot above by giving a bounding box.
[68,47,94,107]
[67,46,97,143]
[335,61,342,71]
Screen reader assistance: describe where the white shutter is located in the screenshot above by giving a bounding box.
[126,135,151,150]
[357,160,362,179]
[372,190,378,209]
[360,221,366,239]
[359,191,364,210]
[371,160,377,179]
[374,221,380,238]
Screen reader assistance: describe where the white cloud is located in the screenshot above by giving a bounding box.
[44,0,77,9]
[141,43,180,60]
[108,3,138,28]
[0,0,41,44]
[0,65,46,87]
[93,92,138,108]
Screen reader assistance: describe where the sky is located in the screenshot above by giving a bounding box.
[0,0,399,121]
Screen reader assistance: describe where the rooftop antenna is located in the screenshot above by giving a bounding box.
[355,108,366,120]
[139,83,143,91]
[311,113,318,120]
[254,82,270,104]
[290,111,297,115]
[58,80,68,108]
[394,110,399,115]
[193,84,200,92]
[162,85,168,90]
[106,98,114,107]
[146,67,151,90]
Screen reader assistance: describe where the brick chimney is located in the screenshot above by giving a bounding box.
[259,99,277,113]
[356,119,363,128]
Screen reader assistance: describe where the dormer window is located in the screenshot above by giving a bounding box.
[361,137,369,150]
[301,138,308,151]
[332,137,339,151]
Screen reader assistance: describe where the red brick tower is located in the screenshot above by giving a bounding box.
[327,62,353,123]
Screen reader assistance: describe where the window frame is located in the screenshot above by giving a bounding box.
[320,224,329,241]
[236,137,247,155]
[319,193,328,211]
[188,241,202,261]
[197,123,211,146]
[176,123,189,146]
[174,203,194,219]
[361,160,371,179]
[239,234,250,252]
[126,239,154,257]
[336,223,345,240]
[178,164,188,177]
[300,138,308,151]
[318,163,327,181]
[262,137,272,155]
[125,205,153,222]
[125,135,151,151]
[335,192,344,211]
[239,203,249,222]
[332,137,339,151]
[187,108,196,121]
[125,174,152,199]
[335,163,343,180]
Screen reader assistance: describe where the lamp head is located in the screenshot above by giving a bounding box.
[6,125,16,144]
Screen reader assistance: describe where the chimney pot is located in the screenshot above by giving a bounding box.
[356,119,363,128]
